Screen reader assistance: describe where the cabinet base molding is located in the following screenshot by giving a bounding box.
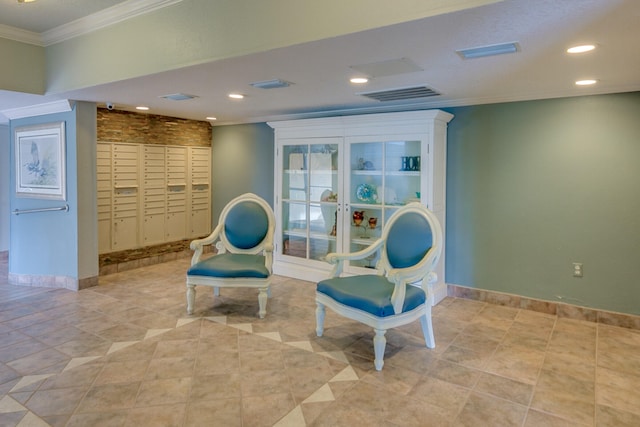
[8,273,98,291]
[274,262,332,285]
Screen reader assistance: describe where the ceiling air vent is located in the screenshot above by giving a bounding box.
[358,86,440,102]
[250,79,293,89]
[160,93,198,101]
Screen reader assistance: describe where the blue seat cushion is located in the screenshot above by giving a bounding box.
[317,275,426,317]
[187,253,269,278]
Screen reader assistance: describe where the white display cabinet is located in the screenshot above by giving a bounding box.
[269,110,453,304]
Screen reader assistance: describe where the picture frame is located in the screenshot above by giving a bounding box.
[15,121,66,200]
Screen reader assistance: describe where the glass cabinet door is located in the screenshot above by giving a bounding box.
[281,141,339,262]
[346,138,423,270]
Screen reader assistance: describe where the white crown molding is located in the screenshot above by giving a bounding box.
[0,0,182,47]
[0,24,42,46]
[1,99,74,120]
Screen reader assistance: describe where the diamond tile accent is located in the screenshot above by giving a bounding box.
[176,318,199,327]
[63,356,101,372]
[106,341,139,354]
[17,411,49,426]
[302,384,335,403]
[9,375,53,393]
[273,405,306,427]
[204,316,227,324]
[229,323,253,333]
[285,341,314,352]
[144,328,172,339]
[330,366,359,382]
[255,332,282,342]
[0,395,26,413]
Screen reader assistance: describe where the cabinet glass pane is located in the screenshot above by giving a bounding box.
[282,145,308,201]
[350,206,382,241]
[282,143,339,261]
[349,241,380,269]
[350,142,383,206]
[282,201,307,258]
[309,144,338,201]
[310,202,337,261]
[384,140,421,205]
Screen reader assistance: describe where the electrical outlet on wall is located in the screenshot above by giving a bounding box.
[573,262,583,278]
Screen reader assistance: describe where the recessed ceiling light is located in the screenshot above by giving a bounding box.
[228,93,244,99]
[350,77,369,84]
[567,44,596,54]
[136,106,149,110]
[206,116,217,121]
[575,79,597,86]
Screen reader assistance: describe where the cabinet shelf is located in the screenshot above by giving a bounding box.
[284,169,336,175]
[284,229,337,242]
[352,170,420,177]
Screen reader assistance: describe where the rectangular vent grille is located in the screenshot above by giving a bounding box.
[358,86,440,102]
[160,93,198,101]
[250,79,292,89]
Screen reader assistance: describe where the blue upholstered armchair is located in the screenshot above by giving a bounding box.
[186,193,275,318]
[315,202,443,370]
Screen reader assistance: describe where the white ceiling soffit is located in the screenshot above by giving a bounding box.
[350,58,424,78]
[1,99,74,120]
[0,0,182,47]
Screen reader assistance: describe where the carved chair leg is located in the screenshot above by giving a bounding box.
[373,328,387,371]
[186,285,196,315]
[213,287,220,297]
[257,287,269,319]
[315,302,325,336]
[420,310,435,349]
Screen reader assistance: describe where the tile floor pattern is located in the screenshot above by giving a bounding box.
[1,258,640,426]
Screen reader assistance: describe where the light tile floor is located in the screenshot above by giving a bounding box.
[1,257,640,426]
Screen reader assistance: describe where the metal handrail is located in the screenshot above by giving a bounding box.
[12,205,69,215]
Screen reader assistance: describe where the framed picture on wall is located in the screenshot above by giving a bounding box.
[15,121,66,200]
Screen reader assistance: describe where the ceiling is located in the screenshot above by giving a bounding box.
[0,0,639,125]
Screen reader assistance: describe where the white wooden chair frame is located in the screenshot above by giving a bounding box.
[186,193,275,318]
[315,202,443,370]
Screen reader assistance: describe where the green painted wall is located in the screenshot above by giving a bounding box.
[445,92,640,315]
[0,38,45,95]
[211,123,274,222]
[209,92,640,315]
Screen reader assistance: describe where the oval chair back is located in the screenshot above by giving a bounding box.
[223,200,270,252]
